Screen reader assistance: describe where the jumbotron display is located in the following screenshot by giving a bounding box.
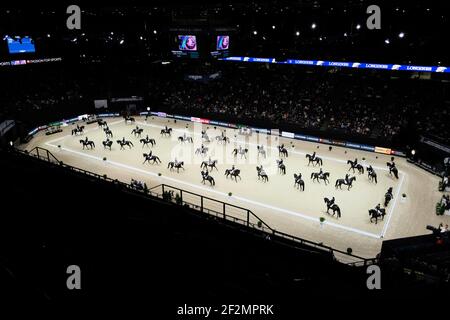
[178,35,197,51]
[5,36,35,54]
[216,35,230,50]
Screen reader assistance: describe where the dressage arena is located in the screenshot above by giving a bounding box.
[21,116,446,261]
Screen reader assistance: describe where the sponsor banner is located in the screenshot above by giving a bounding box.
[391,150,406,156]
[375,146,392,155]
[294,134,308,140]
[281,131,295,139]
[220,56,449,73]
[66,117,79,123]
[360,145,375,152]
[346,142,362,149]
[306,136,319,142]
[28,128,39,136]
[157,112,167,118]
[191,117,210,124]
[209,120,220,126]
[330,140,346,146]
[97,113,119,117]
[48,121,63,127]
[420,136,450,154]
[319,138,331,144]
[253,128,269,134]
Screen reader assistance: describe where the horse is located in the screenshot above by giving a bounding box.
[201,130,211,143]
[369,208,386,224]
[142,153,161,165]
[131,128,144,137]
[225,168,241,182]
[276,160,286,175]
[232,148,248,159]
[335,176,356,190]
[178,136,193,143]
[72,126,85,136]
[215,136,230,144]
[293,174,305,191]
[324,198,341,218]
[200,160,218,171]
[387,162,399,179]
[116,140,134,150]
[97,119,107,127]
[168,161,184,173]
[256,166,269,182]
[160,128,172,137]
[102,140,113,150]
[140,138,156,148]
[195,146,208,157]
[79,139,95,149]
[310,172,330,185]
[278,145,288,158]
[201,172,215,186]
[384,188,394,207]
[124,116,135,124]
[306,154,323,166]
[347,160,364,174]
[104,128,113,138]
[257,145,266,158]
[367,167,377,184]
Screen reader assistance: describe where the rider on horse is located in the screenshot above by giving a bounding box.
[85,136,89,142]
[345,173,350,184]
[311,151,316,160]
[329,197,335,206]
[375,203,382,214]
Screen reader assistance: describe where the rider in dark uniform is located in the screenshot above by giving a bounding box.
[345,173,350,183]
[329,197,335,206]
[312,151,316,160]
[319,168,323,178]
[122,137,126,143]
[375,203,382,213]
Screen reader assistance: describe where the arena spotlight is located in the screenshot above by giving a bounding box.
[385,39,390,44]
[398,32,405,38]
[356,24,361,30]
[311,23,317,29]
[411,149,416,156]
[119,39,124,44]
[272,25,276,29]
[9,141,13,147]
[153,30,157,34]
[295,31,300,36]
[253,30,258,35]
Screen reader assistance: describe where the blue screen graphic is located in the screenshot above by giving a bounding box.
[6,36,36,54]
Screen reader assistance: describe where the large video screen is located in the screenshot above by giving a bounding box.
[178,35,197,51]
[216,36,230,50]
[5,36,36,54]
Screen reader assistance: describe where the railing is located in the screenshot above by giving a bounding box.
[13,146,376,266]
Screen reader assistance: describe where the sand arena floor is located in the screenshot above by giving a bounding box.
[21,116,449,261]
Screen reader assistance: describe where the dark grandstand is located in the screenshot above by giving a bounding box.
[1,1,449,309]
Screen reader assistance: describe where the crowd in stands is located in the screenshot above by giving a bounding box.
[1,62,449,145]
[150,64,450,144]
